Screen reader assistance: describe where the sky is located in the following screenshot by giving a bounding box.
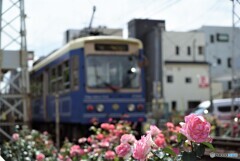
[23,0,233,58]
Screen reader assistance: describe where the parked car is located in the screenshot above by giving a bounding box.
[192,98,240,124]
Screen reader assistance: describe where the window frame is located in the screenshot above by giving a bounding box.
[71,55,79,91]
[175,46,179,55]
[167,75,173,83]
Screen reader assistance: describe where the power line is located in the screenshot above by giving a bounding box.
[145,0,181,18]
[172,0,222,31]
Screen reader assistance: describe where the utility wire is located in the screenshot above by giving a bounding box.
[144,0,181,18]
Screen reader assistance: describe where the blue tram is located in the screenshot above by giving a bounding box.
[30,36,146,127]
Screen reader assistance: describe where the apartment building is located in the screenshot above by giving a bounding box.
[162,31,210,112]
[199,26,240,95]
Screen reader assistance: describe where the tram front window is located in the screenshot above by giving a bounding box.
[86,55,141,89]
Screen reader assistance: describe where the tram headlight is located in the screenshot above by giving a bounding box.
[204,109,209,114]
[128,104,135,112]
[96,104,104,112]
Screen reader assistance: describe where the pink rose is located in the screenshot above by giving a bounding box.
[146,125,162,137]
[87,136,93,143]
[58,154,64,160]
[132,134,152,161]
[174,126,181,133]
[78,137,87,144]
[12,133,19,141]
[115,143,132,158]
[154,133,166,148]
[105,150,115,160]
[101,123,115,130]
[180,114,212,143]
[166,122,175,131]
[120,134,136,144]
[108,124,115,130]
[96,133,104,140]
[36,153,45,161]
[70,145,84,157]
[99,141,110,147]
[170,135,177,142]
[101,123,110,130]
[173,147,180,155]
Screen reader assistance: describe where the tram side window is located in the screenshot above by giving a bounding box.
[31,78,37,97]
[71,55,79,90]
[63,61,70,90]
[50,67,57,93]
[35,74,43,97]
[57,65,63,92]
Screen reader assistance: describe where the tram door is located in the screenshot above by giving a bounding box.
[43,71,49,121]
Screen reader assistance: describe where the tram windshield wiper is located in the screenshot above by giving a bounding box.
[96,75,119,92]
[103,81,119,92]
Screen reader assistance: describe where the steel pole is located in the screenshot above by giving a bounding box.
[231,0,236,138]
[55,94,60,149]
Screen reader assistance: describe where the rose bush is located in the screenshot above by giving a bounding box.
[1,114,214,161]
[1,125,57,161]
[115,114,214,161]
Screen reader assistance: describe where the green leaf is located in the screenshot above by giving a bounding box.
[147,158,155,161]
[163,147,176,157]
[202,142,215,150]
[182,151,197,161]
[151,150,165,159]
[177,133,186,143]
[177,133,182,142]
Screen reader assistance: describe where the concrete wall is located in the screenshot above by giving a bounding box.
[163,63,210,112]
[162,31,205,62]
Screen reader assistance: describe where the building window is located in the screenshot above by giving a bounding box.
[175,46,179,55]
[217,58,221,65]
[198,46,204,55]
[216,33,229,42]
[185,77,192,83]
[167,75,173,83]
[227,58,231,68]
[172,101,177,111]
[228,81,232,90]
[187,46,191,55]
[210,35,214,43]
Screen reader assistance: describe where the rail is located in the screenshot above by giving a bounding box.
[203,137,240,160]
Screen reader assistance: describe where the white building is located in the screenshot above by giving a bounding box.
[199,26,240,96]
[162,31,211,112]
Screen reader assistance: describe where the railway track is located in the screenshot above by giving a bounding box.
[203,137,240,161]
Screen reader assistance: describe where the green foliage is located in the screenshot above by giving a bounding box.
[1,126,57,161]
[202,142,215,150]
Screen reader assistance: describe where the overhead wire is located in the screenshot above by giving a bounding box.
[143,0,181,18]
[172,0,220,31]
[107,0,171,29]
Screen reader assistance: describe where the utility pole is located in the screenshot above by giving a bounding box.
[55,94,60,150]
[231,0,240,137]
[152,25,166,127]
[0,0,30,140]
[209,63,213,111]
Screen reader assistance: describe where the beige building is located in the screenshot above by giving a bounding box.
[162,31,217,112]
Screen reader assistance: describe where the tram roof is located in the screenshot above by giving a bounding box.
[31,36,143,72]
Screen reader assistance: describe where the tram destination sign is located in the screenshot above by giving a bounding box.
[95,44,128,51]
